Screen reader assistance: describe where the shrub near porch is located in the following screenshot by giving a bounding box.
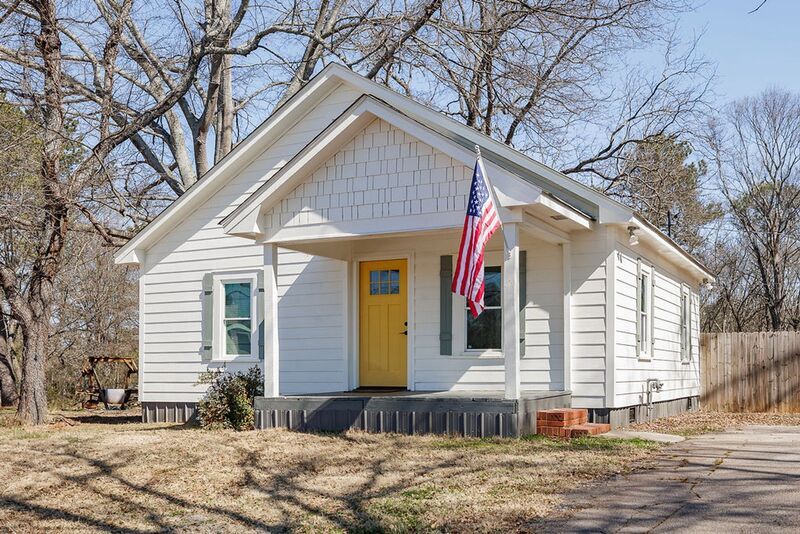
[0,410,658,532]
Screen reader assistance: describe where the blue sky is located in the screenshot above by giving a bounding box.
[681,0,800,102]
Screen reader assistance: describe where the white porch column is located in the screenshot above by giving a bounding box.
[263,243,280,397]
[503,222,521,399]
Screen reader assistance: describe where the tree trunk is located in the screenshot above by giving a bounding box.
[215,52,233,162]
[0,321,18,407]
[16,320,48,423]
[0,351,18,407]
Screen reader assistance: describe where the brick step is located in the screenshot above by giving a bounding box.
[536,408,588,427]
[535,409,610,439]
[566,423,611,437]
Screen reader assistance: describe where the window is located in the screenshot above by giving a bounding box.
[369,269,400,295]
[681,287,692,363]
[466,266,501,350]
[223,282,253,357]
[637,262,652,360]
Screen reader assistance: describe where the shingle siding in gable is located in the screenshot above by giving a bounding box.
[263,119,472,230]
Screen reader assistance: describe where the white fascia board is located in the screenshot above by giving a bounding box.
[629,215,715,282]
[322,63,632,223]
[534,193,593,230]
[265,212,465,243]
[112,72,343,265]
[222,95,543,239]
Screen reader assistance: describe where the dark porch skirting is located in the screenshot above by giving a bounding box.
[254,390,572,438]
[587,396,699,428]
[141,401,198,423]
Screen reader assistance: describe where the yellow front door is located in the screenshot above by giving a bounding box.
[359,259,408,387]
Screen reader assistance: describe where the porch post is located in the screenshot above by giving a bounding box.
[263,243,280,397]
[562,242,572,393]
[503,222,521,399]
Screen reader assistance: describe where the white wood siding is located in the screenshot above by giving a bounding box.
[140,85,361,402]
[350,231,565,392]
[276,249,348,394]
[568,228,611,408]
[613,229,701,408]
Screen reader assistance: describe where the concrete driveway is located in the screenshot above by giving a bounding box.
[540,426,800,533]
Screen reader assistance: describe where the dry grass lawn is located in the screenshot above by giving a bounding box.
[0,409,659,533]
[630,409,800,436]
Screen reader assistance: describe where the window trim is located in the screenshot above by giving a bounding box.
[637,260,654,361]
[451,251,505,359]
[680,285,692,364]
[213,272,259,362]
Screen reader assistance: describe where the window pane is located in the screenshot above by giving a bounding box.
[225,319,251,355]
[483,267,501,307]
[639,275,648,312]
[225,283,251,318]
[369,270,401,295]
[640,315,648,348]
[467,308,501,350]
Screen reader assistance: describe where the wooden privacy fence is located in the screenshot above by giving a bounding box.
[701,332,800,412]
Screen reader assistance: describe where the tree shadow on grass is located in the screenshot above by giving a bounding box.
[0,428,484,532]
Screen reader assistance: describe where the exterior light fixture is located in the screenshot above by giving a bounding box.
[628,226,640,246]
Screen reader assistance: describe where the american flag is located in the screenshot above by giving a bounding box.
[452,155,502,317]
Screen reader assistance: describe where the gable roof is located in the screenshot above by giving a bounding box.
[114,63,712,281]
[220,94,589,238]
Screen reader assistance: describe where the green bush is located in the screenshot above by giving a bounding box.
[197,366,263,430]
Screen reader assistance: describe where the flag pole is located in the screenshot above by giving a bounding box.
[474,145,512,257]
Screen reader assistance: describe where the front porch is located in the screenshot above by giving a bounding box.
[254,390,571,437]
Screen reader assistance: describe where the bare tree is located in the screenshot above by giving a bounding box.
[392,0,711,186]
[705,89,800,331]
[0,0,224,423]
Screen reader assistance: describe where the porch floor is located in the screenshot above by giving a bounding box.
[255,390,571,437]
[279,389,568,400]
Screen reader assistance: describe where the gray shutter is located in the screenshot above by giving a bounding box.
[440,255,453,355]
[519,250,527,357]
[257,270,265,360]
[201,273,214,361]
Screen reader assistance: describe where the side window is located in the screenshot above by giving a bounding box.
[680,287,692,363]
[207,274,257,360]
[466,266,502,350]
[223,282,253,357]
[637,262,653,360]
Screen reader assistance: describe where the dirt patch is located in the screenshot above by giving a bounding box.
[0,410,659,533]
[629,409,800,436]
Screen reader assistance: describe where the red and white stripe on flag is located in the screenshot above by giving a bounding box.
[451,156,502,317]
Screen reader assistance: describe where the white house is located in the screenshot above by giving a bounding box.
[115,64,711,435]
